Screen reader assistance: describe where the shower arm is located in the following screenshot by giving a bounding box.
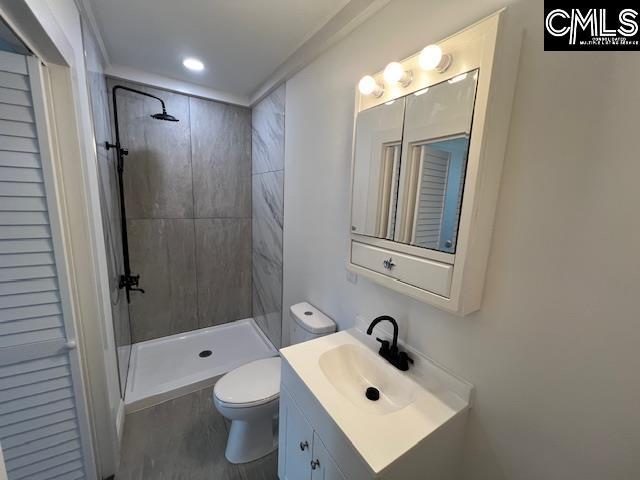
[106,85,167,302]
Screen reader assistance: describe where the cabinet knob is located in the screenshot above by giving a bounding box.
[383,257,395,270]
[311,459,320,470]
[299,440,309,451]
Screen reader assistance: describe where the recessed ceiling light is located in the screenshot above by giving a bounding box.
[183,57,204,72]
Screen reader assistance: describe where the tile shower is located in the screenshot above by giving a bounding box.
[85,32,286,414]
[252,84,285,349]
[107,79,253,342]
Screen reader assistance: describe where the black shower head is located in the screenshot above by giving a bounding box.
[151,110,179,122]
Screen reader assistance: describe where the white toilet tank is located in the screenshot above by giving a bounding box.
[290,302,336,344]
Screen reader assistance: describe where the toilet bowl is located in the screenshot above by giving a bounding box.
[213,357,281,464]
[213,302,336,464]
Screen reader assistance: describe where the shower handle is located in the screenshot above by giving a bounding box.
[105,141,128,157]
[119,274,145,294]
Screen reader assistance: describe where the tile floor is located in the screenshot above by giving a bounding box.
[116,386,278,479]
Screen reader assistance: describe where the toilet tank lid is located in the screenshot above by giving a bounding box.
[289,302,336,334]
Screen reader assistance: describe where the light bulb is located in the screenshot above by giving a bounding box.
[183,57,204,71]
[383,62,412,87]
[358,75,383,97]
[419,45,451,73]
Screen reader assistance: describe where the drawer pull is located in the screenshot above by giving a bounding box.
[299,440,309,451]
[311,459,320,470]
[383,257,395,270]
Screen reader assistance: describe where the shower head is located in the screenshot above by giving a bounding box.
[151,110,179,122]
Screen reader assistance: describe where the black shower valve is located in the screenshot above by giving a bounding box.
[119,273,144,293]
[105,141,128,156]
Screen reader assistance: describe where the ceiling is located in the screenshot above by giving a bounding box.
[87,0,351,98]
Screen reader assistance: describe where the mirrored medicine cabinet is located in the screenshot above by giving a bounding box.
[352,70,478,254]
[347,10,521,315]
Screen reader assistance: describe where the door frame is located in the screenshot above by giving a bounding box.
[29,54,98,480]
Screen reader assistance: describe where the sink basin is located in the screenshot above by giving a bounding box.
[318,343,416,414]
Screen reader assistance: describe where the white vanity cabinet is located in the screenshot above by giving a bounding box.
[279,386,313,479]
[311,432,345,480]
[348,10,521,315]
[278,387,345,480]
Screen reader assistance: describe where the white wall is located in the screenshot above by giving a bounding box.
[283,0,640,479]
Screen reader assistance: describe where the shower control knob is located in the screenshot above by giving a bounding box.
[299,440,309,451]
[310,459,320,470]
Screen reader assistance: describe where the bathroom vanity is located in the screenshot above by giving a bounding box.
[348,10,521,315]
[278,329,473,479]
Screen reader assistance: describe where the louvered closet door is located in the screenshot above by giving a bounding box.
[0,52,96,479]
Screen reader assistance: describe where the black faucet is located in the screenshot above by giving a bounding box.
[366,315,413,371]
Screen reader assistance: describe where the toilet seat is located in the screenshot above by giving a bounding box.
[214,357,281,409]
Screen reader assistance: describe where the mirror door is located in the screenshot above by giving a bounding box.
[350,98,405,240]
[394,70,478,253]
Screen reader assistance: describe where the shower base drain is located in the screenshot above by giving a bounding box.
[199,350,213,358]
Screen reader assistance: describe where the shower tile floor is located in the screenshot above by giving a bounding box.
[116,386,277,479]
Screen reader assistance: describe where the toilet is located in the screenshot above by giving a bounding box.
[213,302,336,464]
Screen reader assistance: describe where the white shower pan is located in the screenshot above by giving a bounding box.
[124,318,278,412]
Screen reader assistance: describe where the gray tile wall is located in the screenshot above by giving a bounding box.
[251,85,285,348]
[195,219,252,327]
[190,98,251,218]
[127,219,198,341]
[108,79,252,342]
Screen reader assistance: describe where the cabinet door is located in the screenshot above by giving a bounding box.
[311,432,346,480]
[278,387,313,480]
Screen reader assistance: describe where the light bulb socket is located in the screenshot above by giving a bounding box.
[436,54,452,73]
[397,69,413,87]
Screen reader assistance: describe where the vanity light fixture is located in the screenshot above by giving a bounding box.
[419,44,452,73]
[383,62,412,87]
[358,75,384,97]
[183,57,204,72]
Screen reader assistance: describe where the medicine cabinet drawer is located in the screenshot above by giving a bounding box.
[351,241,452,297]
